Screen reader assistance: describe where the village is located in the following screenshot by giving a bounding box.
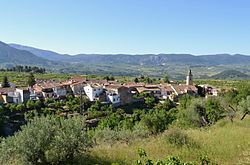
[0,70,218,106]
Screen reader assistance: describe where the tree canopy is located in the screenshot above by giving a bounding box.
[0,116,92,165]
[1,76,10,88]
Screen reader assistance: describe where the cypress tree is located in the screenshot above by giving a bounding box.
[1,76,10,88]
[27,73,36,87]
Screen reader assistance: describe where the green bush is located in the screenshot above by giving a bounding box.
[135,149,196,165]
[140,108,177,134]
[177,98,225,128]
[0,115,92,165]
[164,128,199,148]
[93,124,150,145]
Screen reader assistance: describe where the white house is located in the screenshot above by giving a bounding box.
[107,93,120,105]
[42,88,55,98]
[53,86,67,98]
[7,91,20,104]
[15,88,31,103]
[84,83,104,101]
[70,83,82,94]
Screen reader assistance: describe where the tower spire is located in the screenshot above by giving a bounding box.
[189,69,192,75]
[186,69,193,85]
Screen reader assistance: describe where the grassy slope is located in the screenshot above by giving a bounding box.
[90,117,250,164]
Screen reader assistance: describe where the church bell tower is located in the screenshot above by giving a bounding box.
[186,69,193,85]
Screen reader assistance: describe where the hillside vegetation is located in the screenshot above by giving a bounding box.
[211,70,250,80]
[90,117,250,164]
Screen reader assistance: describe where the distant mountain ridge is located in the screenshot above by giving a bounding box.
[9,44,72,61]
[8,43,250,66]
[0,41,249,78]
[0,41,57,67]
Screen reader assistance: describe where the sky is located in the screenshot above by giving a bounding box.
[0,0,250,55]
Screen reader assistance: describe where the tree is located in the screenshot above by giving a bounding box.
[163,75,170,83]
[154,100,173,111]
[87,100,102,119]
[103,76,115,81]
[103,76,110,81]
[177,98,207,128]
[179,94,192,109]
[178,97,225,128]
[141,109,176,134]
[196,85,205,97]
[16,104,25,111]
[145,77,153,84]
[144,96,156,109]
[0,116,92,164]
[34,100,42,110]
[205,98,224,124]
[26,100,35,110]
[238,96,250,120]
[1,76,10,88]
[134,77,139,83]
[109,76,115,81]
[27,73,36,87]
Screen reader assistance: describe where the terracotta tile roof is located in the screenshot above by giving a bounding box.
[136,86,161,93]
[35,81,63,89]
[144,85,159,88]
[86,83,102,88]
[125,82,145,88]
[33,85,43,93]
[87,80,108,85]
[70,77,87,83]
[171,84,197,95]
[160,85,175,93]
[105,84,123,90]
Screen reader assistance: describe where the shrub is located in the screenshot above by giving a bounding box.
[0,115,92,164]
[93,124,150,145]
[205,98,224,124]
[177,98,225,128]
[93,127,119,145]
[16,104,26,111]
[135,149,196,165]
[26,100,35,110]
[141,109,176,134]
[238,95,250,120]
[164,128,199,148]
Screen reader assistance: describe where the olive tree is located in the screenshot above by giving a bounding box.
[238,96,250,120]
[0,115,92,164]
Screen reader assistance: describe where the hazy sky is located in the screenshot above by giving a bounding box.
[0,0,250,55]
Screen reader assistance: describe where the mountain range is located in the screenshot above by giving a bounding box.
[0,41,57,66]
[0,40,249,79]
[8,43,250,66]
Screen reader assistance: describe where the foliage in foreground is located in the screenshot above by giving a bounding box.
[134,148,216,165]
[164,128,199,149]
[177,97,225,128]
[0,116,92,165]
[90,118,250,164]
